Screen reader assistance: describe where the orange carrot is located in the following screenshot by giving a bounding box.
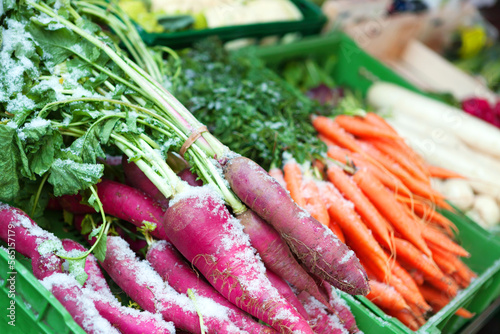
[406,200,458,235]
[312,116,362,153]
[426,165,465,179]
[427,244,458,276]
[334,115,401,140]
[367,281,409,312]
[268,167,286,188]
[358,141,442,202]
[301,179,330,227]
[385,309,420,330]
[367,138,430,184]
[353,169,432,257]
[455,308,475,319]
[326,163,394,250]
[317,182,345,243]
[320,182,391,280]
[283,161,305,207]
[394,238,458,297]
[364,112,398,134]
[422,224,470,258]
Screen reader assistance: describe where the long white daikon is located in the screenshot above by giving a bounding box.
[368,82,500,159]
[387,119,500,201]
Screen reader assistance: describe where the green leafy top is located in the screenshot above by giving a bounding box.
[167,39,330,170]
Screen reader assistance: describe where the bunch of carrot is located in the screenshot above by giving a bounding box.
[269,112,477,330]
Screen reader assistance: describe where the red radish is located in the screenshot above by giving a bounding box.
[98,235,244,333]
[237,209,331,309]
[222,156,369,295]
[266,269,309,320]
[126,159,330,309]
[0,205,120,334]
[123,157,170,206]
[40,273,121,334]
[297,292,348,334]
[0,204,63,279]
[62,239,175,334]
[324,283,360,333]
[146,240,276,334]
[163,187,314,334]
[58,179,169,241]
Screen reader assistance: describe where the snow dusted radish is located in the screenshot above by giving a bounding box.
[163,186,314,334]
[324,283,360,333]
[125,159,330,308]
[297,292,348,334]
[40,273,121,334]
[0,203,62,279]
[222,156,369,295]
[0,205,119,334]
[58,179,169,240]
[266,269,309,320]
[237,209,332,310]
[62,240,175,334]
[146,240,276,334]
[98,236,244,333]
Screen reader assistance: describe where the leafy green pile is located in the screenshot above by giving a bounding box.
[454,45,500,95]
[167,40,330,170]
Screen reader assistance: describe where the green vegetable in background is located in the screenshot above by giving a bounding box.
[167,39,330,170]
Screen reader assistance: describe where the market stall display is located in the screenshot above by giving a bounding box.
[2,1,500,334]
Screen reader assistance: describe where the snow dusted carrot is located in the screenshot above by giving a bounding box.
[223,156,369,296]
[146,240,276,334]
[163,186,314,334]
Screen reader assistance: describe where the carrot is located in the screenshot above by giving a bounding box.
[390,260,431,312]
[366,281,409,311]
[315,183,346,243]
[364,112,398,134]
[268,167,287,188]
[427,244,458,276]
[366,138,430,183]
[426,165,465,179]
[302,179,331,227]
[353,168,432,257]
[393,238,458,296]
[358,141,442,202]
[405,200,458,235]
[284,161,305,207]
[333,115,401,140]
[313,116,363,153]
[422,224,470,258]
[326,163,394,250]
[455,308,475,319]
[325,143,413,199]
[385,309,420,330]
[319,182,391,280]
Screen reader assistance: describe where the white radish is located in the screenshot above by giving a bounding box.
[368,82,500,159]
[471,195,500,228]
[441,179,475,211]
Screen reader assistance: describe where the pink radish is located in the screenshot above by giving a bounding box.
[266,269,309,320]
[163,187,314,334]
[98,235,245,333]
[58,179,169,240]
[0,203,62,279]
[62,239,175,334]
[146,240,276,334]
[222,156,369,295]
[297,292,347,334]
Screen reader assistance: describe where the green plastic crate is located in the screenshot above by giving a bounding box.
[255,32,500,333]
[137,0,326,48]
[0,250,86,334]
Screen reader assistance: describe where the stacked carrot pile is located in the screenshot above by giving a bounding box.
[269,113,477,330]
